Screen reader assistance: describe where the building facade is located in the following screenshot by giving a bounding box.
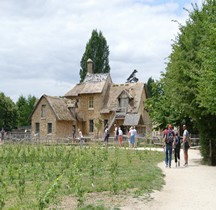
[30,59,152,140]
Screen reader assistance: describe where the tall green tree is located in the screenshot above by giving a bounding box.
[196,1,216,114]
[146,1,216,165]
[146,77,155,98]
[163,0,216,165]
[145,80,167,129]
[16,95,37,127]
[79,29,110,82]
[145,79,183,130]
[0,92,18,131]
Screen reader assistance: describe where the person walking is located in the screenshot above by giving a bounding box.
[77,128,84,146]
[114,124,118,142]
[118,127,123,147]
[129,126,137,148]
[128,127,132,147]
[133,126,138,147]
[163,124,175,168]
[182,125,190,166]
[71,126,76,144]
[174,131,181,167]
[72,126,76,140]
[104,125,110,145]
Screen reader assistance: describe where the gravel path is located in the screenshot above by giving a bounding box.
[120,148,216,210]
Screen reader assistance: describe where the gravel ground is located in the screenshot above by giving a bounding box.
[120,148,216,210]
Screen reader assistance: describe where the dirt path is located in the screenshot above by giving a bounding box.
[120,148,216,210]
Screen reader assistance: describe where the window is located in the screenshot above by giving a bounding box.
[35,123,40,134]
[41,105,46,117]
[88,97,94,109]
[47,123,52,134]
[119,98,128,113]
[89,120,94,133]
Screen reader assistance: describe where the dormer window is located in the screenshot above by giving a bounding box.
[119,97,128,113]
[88,96,94,109]
[117,90,133,113]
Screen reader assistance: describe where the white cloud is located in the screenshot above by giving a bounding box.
[0,0,202,102]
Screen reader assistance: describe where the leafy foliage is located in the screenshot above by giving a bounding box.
[147,0,216,165]
[0,92,37,131]
[16,95,37,127]
[80,29,110,82]
[0,92,18,131]
[196,1,216,114]
[145,80,166,129]
[0,144,164,209]
[146,77,154,98]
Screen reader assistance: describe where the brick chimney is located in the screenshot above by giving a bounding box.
[87,58,93,74]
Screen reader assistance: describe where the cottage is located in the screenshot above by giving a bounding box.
[30,95,77,140]
[30,59,151,141]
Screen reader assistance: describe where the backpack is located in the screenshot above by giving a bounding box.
[175,136,181,148]
[166,130,174,145]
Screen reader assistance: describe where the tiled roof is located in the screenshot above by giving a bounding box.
[45,95,76,121]
[123,113,143,126]
[65,73,111,96]
[102,82,145,113]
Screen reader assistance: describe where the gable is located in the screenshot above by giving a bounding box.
[117,89,133,100]
[30,95,75,121]
[46,96,75,121]
[100,82,145,113]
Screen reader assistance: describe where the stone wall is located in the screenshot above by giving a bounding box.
[31,97,73,140]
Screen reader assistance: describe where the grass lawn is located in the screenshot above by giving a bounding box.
[0,144,164,209]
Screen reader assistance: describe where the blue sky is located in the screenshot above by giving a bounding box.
[0,0,202,102]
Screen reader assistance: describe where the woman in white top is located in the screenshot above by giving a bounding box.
[78,128,83,146]
[118,127,123,147]
[129,126,137,148]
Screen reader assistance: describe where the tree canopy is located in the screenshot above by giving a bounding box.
[16,95,37,127]
[146,77,154,98]
[0,93,37,131]
[0,92,18,131]
[145,0,216,165]
[79,29,110,82]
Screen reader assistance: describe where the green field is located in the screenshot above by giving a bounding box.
[0,144,164,209]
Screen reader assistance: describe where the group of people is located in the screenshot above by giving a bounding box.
[114,124,123,147]
[163,124,190,168]
[127,126,137,148]
[106,124,123,147]
[103,124,138,147]
[73,124,191,166]
[72,126,84,146]
[113,124,137,148]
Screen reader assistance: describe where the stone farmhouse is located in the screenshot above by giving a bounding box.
[30,59,152,140]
